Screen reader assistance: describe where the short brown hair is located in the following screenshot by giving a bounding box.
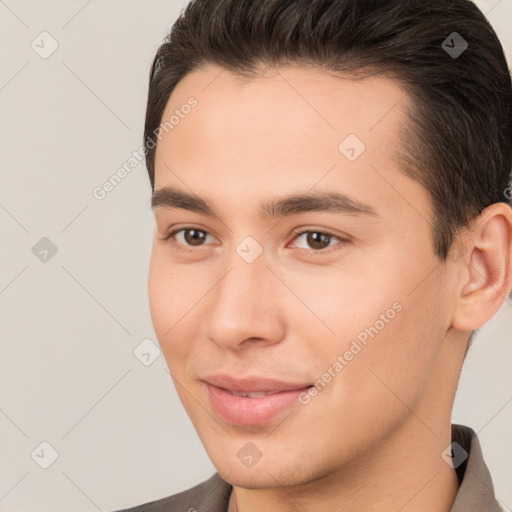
[144,0,512,262]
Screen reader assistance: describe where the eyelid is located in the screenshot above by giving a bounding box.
[159,226,207,241]
[159,225,349,253]
[287,227,348,252]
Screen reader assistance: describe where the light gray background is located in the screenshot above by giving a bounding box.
[0,1,511,511]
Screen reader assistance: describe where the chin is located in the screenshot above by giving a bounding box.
[215,458,317,489]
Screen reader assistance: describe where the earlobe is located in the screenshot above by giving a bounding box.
[451,203,512,332]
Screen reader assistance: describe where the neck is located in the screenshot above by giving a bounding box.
[227,418,460,512]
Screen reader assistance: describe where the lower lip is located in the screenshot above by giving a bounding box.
[205,383,311,426]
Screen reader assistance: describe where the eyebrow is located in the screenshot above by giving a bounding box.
[151,186,379,219]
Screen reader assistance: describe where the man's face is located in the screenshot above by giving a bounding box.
[148,64,454,487]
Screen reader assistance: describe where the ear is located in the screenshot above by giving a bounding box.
[450,203,512,332]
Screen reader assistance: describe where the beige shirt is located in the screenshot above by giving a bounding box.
[114,423,504,512]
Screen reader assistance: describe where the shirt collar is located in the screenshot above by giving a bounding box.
[449,423,503,512]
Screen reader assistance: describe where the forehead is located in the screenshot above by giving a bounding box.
[152,63,428,225]
[155,63,408,173]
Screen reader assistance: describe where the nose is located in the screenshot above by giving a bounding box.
[203,250,286,351]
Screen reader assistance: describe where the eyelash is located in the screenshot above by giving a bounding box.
[159,227,348,254]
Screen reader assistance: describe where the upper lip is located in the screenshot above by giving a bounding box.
[203,374,312,393]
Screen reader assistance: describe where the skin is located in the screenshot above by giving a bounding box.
[147,63,512,512]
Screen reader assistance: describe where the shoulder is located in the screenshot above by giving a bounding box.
[111,472,232,512]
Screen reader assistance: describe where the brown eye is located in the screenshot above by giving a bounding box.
[162,227,214,250]
[291,230,343,251]
[305,232,333,250]
[182,229,207,246]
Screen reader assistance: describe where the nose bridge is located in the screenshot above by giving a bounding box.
[218,232,272,305]
[204,243,284,348]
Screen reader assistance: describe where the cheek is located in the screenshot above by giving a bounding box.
[147,252,171,337]
[280,260,401,345]
[339,267,449,411]
[147,248,219,374]
[147,250,193,357]
[294,249,446,386]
